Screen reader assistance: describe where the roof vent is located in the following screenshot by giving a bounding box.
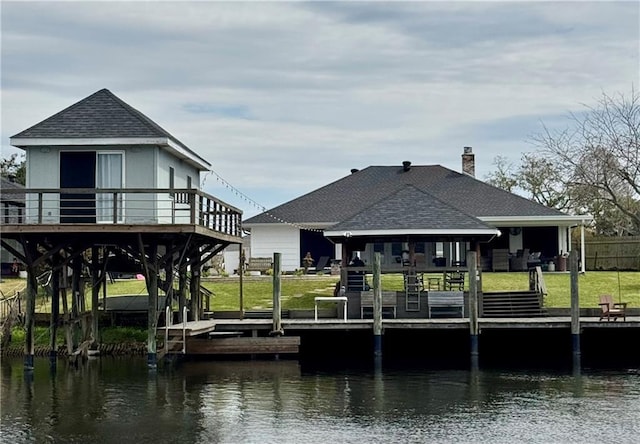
[350,168,359,174]
[402,161,411,172]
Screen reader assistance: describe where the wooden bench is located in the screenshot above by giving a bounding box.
[314,296,348,321]
[360,291,397,318]
[246,257,272,274]
[428,291,464,318]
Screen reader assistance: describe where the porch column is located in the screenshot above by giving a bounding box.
[580,223,586,273]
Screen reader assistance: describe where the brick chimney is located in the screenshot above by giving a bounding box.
[462,146,475,177]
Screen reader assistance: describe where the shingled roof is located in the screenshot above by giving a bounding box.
[10,88,210,169]
[325,185,498,236]
[245,164,570,227]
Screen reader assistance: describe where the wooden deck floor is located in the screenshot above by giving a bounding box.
[208,316,640,332]
[157,320,217,336]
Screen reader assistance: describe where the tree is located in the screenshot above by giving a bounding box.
[486,89,640,236]
[531,89,640,236]
[0,153,26,185]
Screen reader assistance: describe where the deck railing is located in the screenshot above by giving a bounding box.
[4,188,242,238]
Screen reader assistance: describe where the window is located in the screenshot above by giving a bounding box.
[187,175,192,189]
[169,167,175,197]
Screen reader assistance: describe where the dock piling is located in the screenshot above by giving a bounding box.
[272,252,283,335]
[467,250,479,368]
[570,250,581,366]
[373,252,382,357]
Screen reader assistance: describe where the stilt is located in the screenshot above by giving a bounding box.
[373,252,382,358]
[71,257,84,347]
[178,262,187,323]
[467,250,479,369]
[24,266,36,371]
[570,250,581,369]
[50,261,60,366]
[146,243,159,368]
[91,246,100,349]
[271,253,283,336]
[239,249,245,319]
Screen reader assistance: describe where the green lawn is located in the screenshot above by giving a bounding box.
[2,271,639,312]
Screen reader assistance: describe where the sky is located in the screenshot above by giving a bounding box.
[1,0,638,219]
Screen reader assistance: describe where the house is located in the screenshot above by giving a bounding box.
[0,177,25,275]
[244,148,590,272]
[10,88,214,225]
[3,88,243,367]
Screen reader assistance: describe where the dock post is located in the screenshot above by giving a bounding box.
[24,267,36,371]
[467,250,479,369]
[272,253,283,335]
[50,262,60,367]
[91,246,100,349]
[146,244,159,368]
[570,250,581,367]
[373,252,382,358]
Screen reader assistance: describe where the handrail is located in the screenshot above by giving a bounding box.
[6,187,243,237]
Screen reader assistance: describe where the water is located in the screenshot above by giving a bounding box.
[2,357,639,444]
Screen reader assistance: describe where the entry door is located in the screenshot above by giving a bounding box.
[60,152,96,223]
[96,153,124,222]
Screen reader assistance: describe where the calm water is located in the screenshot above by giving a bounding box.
[1,357,639,444]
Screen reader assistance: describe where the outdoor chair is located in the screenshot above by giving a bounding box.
[598,294,627,321]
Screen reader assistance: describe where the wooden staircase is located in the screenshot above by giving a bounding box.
[480,291,545,317]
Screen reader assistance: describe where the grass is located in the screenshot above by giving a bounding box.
[2,271,639,312]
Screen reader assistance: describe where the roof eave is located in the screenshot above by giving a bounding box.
[324,228,502,237]
[479,215,593,226]
[10,136,211,171]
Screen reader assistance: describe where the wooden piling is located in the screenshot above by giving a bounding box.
[146,243,158,368]
[272,253,283,335]
[91,246,100,349]
[373,252,382,357]
[570,250,581,362]
[50,263,60,364]
[467,250,479,368]
[24,267,36,370]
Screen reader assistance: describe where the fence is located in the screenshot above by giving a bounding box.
[573,236,640,271]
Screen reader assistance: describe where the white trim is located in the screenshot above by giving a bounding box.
[324,228,501,237]
[12,136,211,171]
[244,222,337,229]
[479,215,593,226]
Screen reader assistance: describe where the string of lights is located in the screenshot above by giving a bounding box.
[206,169,323,233]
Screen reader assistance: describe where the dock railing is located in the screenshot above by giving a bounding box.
[5,187,242,238]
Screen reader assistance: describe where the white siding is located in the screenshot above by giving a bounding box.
[157,149,201,224]
[250,225,300,272]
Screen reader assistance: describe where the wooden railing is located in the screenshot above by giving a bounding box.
[3,188,242,238]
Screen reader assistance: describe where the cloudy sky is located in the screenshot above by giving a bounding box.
[1,1,638,218]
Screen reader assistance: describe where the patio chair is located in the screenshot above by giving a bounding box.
[598,294,627,321]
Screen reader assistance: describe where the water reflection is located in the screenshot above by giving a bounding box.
[1,357,639,444]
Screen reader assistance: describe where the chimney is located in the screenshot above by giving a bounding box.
[402,160,411,172]
[350,168,359,174]
[462,146,475,177]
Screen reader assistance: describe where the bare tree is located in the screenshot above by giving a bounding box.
[0,153,26,185]
[531,89,640,235]
[484,155,518,192]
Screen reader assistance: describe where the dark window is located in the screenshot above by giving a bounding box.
[169,167,175,197]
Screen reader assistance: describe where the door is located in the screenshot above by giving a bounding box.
[96,152,124,222]
[60,152,96,223]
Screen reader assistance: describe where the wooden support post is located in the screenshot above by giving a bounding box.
[91,246,100,349]
[467,250,479,369]
[146,243,159,368]
[239,248,244,319]
[341,243,349,293]
[24,267,36,370]
[178,262,187,323]
[71,257,83,347]
[570,250,581,366]
[373,252,382,357]
[50,262,60,365]
[189,258,201,321]
[271,252,283,335]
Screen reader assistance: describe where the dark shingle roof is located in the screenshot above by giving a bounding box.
[328,185,496,232]
[245,165,567,225]
[11,89,209,169]
[0,177,25,204]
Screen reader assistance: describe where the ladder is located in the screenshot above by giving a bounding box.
[404,270,422,311]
